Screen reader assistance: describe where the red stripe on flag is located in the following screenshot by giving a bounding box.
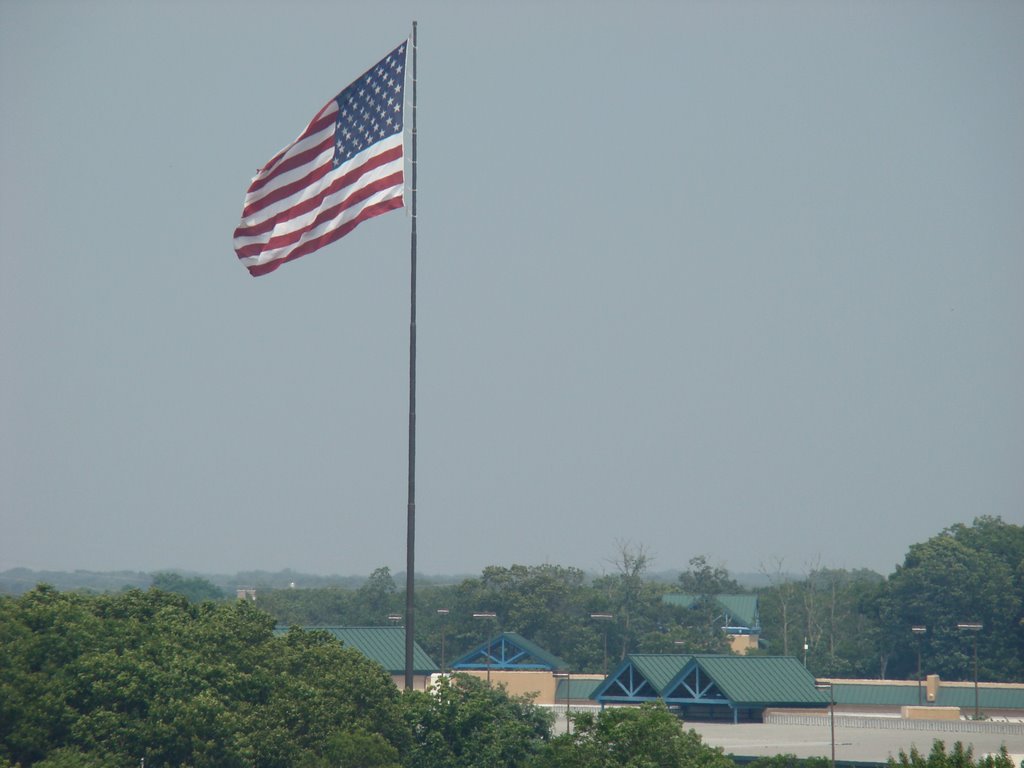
[235,146,404,238]
[245,197,404,277]
[241,162,333,220]
[235,171,404,259]
[233,39,408,276]
[257,105,338,179]
[245,133,335,196]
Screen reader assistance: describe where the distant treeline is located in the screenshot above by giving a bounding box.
[4,516,1020,683]
[264,517,1022,683]
[0,567,779,597]
[2,580,1019,768]
[0,568,393,596]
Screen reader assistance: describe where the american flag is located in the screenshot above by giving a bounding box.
[234,40,408,277]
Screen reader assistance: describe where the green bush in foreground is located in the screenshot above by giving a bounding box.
[535,702,734,768]
[0,587,407,767]
[889,740,1016,768]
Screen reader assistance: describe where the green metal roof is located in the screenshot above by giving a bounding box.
[592,654,693,702]
[628,654,694,692]
[555,677,603,701]
[450,631,568,671]
[276,626,439,675]
[936,686,1024,709]
[662,595,701,610]
[716,595,760,629]
[830,682,1024,710]
[661,594,760,629]
[678,655,826,706]
[595,653,825,710]
[501,632,570,670]
[830,683,921,707]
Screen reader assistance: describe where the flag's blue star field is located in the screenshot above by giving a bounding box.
[333,42,406,165]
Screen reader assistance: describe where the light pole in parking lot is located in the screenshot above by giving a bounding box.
[957,622,982,719]
[473,611,497,684]
[590,612,613,675]
[552,671,571,734]
[815,681,835,768]
[436,608,449,673]
[911,625,927,705]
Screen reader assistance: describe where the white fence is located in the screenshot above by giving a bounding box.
[765,712,1024,736]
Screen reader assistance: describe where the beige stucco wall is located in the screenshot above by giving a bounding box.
[727,633,759,655]
[455,670,555,702]
[902,706,961,720]
[450,671,605,705]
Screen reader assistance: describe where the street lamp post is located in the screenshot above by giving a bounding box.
[552,671,571,734]
[815,681,835,768]
[473,611,497,685]
[437,608,449,673]
[957,622,982,719]
[911,625,927,706]
[590,612,613,675]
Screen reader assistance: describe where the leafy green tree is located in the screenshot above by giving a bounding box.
[478,564,594,667]
[0,587,410,767]
[646,556,742,655]
[536,703,734,768]
[256,585,357,626]
[758,557,801,657]
[945,517,1024,588]
[678,555,742,595]
[150,571,226,602]
[745,756,831,768]
[879,518,1023,681]
[300,728,402,768]
[29,747,109,768]
[758,566,888,678]
[0,586,102,765]
[354,566,401,625]
[592,541,672,665]
[640,621,730,655]
[400,673,553,768]
[423,564,613,673]
[889,740,1016,768]
[800,568,885,677]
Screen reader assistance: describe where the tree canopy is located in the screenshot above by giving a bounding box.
[889,740,1016,768]
[535,703,735,768]
[0,587,407,767]
[242,517,1024,682]
[4,517,1023,766]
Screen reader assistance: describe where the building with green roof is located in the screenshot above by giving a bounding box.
[661,593,761,654]
[592,653,826,723]
[821,678,1024,720]
[450,631,570,672]
[449,632,602,706]
[275,626,438,690]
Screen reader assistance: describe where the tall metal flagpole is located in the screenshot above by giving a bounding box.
[404,20,418,692]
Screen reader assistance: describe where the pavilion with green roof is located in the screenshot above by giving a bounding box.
[592,653,827,723]
[274,626,438,689]
[661,594,761,653]
[450,631,570,671]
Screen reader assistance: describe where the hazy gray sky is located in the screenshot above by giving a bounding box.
[2,1,1021,581]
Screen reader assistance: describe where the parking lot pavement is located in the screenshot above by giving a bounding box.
[686,721,1024,765]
